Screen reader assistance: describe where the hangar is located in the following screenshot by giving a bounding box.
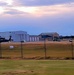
[0,31,29,42]
[0,31,59,42]
[39,32,59,41]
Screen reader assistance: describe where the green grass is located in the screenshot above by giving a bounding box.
[0,60,74,75]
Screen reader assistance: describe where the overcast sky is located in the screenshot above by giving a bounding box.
[0,0,74,35]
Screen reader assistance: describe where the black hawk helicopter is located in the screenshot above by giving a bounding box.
[0,36,12,43]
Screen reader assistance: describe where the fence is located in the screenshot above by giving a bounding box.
[0,41,74,59]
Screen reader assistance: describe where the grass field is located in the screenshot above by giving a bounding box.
[0,41,74,59]
[0,60,74,75]
[0,42,74,75]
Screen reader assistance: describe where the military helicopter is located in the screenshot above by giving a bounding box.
[0,36,12,43]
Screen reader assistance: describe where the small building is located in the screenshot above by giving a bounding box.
[39,32,59,41]
[29,35,39,42]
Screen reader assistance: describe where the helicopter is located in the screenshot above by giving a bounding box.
[0,36,12,43]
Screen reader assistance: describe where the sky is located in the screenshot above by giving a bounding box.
[0,0,74,35]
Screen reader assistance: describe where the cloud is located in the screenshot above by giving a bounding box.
[13,3,74,17]
[0,0,14,6]
[0,2,7,6]
[4,9,25,15]
[15,0,74,6]
[0,0,74,17]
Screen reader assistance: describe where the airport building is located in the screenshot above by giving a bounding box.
[0,31,29,42]
[29,35,39,42]
[0,31,59,42]
[39,32,59,41]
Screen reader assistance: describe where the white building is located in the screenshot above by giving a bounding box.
[29,35,39,42]
[0,31,29,42]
